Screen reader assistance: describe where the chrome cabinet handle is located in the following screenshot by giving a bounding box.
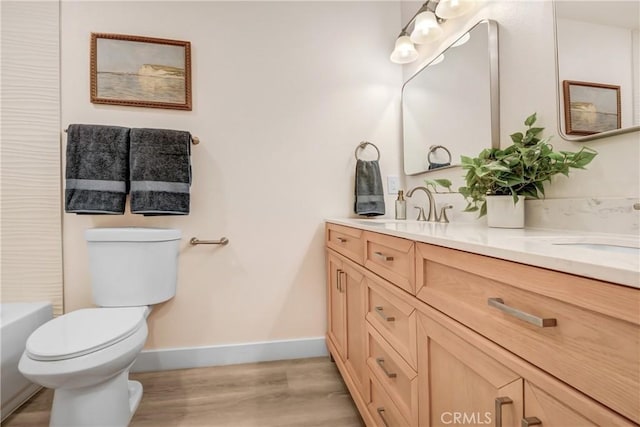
[374,251,394,261]
[488,298,557,328]
[521,417,542,427]
[375,358,397,378]
[336,237,348,243]
[376,408,390,427]
[374,306,395,322]
[495,397,513,427]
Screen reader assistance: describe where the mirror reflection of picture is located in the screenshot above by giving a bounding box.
[563,80,621,135]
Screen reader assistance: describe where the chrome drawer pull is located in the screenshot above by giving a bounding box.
[336,237,348,243]
[495,397,513,427]
[374,251,394,261]
[374,306,395,322]
[521,417,542,427]
[375,357,397,378]
[376,408,390,427]
[488,298,557,328]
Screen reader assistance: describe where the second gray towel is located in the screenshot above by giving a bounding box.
[129,128,191,215]
[65,124,130,214]
[354,159,385,216]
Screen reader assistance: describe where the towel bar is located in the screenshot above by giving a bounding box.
[190,237,229,246]
[63,128,200,145]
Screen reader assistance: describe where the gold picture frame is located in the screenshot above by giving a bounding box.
[563,80,620,136]
[90,33,192,110]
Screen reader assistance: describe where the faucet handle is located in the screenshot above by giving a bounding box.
[414,206,427,221]
[438,204,453,223]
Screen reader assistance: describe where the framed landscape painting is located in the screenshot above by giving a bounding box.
[563,80,620,135]
[90,33,192,110]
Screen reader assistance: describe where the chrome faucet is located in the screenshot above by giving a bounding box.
[407,186,438,222]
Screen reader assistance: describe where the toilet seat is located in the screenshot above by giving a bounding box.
[26,307,147,361]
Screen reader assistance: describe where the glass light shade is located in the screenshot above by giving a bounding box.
[451,32,471,47]
[435,0,475,19]
[390,35,418,64]
[410,11,443,44]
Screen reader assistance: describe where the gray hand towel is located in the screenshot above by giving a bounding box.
[65,124,130,214]
[354,159,385,216]
[130,128,191,215]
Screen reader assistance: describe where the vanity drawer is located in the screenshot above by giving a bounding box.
[326,223,364,264]
[364,231,415,294]
[366,272,417,369]
[415,243,640,424]
[368,373,410,427]
[367,324,417,426]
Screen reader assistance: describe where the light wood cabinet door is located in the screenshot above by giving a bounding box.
[343,259,368,397]
[326,250,368,398]
[327,251,346,358]
[415,243,640,423]
[417,312,524,427]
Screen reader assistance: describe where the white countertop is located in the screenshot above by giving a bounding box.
[327,218,640,289]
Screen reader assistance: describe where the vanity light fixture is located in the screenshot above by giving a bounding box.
[390,30,419,64]
[410,8,443,44]
[435,0,475,19]
[390,0,475,64]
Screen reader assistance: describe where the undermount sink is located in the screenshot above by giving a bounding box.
[547,236,639,255]
[509,235,640,255]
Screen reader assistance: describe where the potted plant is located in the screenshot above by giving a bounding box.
[459,113,597,228]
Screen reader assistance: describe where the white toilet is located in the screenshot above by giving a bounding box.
[19,227,181,427]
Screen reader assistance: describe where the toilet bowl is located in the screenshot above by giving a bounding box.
[19,307,149,426]
[18,227,181,427]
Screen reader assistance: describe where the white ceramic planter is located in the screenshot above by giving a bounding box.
[486,195,524,228]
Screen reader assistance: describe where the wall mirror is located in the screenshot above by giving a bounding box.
[402,19,499,176]
[554,1,639,141]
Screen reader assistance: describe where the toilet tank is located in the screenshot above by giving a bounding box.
[85,228,181,307]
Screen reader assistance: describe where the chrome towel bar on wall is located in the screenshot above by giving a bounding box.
[63,128,200,145]
[190,237,229,246]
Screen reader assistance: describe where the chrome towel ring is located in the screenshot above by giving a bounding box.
[427,145,452,170]
[354,141,381,161]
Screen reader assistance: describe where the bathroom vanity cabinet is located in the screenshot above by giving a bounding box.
[325,221,639,427]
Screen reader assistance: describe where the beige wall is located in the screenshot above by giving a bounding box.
[61,1,403,349]
[1,1,63,315]
[400,1,640,218]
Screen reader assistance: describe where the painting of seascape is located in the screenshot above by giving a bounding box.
[563,80,620,136]
[91,34,191,110]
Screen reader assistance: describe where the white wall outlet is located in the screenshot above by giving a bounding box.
[387,175,400,195]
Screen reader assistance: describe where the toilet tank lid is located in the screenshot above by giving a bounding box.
[85,227,181,242]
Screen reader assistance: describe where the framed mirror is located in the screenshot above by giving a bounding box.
[554,1,640,141]
[402,19,499,176]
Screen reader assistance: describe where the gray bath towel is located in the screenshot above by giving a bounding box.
[65,124,130,214]
[130,128,191,215]
[354,160,385,216]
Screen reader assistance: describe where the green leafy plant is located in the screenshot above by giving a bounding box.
[459,113,597,217]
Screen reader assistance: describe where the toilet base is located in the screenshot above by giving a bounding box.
[49,369,142,427]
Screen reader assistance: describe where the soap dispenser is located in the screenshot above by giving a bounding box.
[395,190,406,220]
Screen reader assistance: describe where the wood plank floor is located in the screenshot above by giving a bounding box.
[2,357,364,427]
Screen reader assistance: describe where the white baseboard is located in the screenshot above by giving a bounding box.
[131,337,328,373]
